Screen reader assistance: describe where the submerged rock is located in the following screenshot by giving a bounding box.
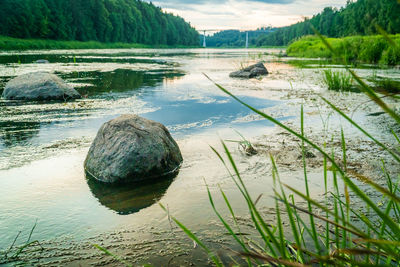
[84,114,183,184]
[35,59,49,64]
[2,72,81,101]
[229,62,268,79]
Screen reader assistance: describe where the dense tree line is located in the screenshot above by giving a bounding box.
[203,28,275,47]
[257,0,400,46]
[0,0,199,46]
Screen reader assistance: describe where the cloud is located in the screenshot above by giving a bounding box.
[152,0,227,6]
[250,0,296,3]
[152,0,296,6]
[148,0,347,30]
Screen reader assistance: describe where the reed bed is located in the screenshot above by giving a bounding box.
[323,69,354,91]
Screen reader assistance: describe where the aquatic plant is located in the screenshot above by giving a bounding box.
[322,69,353,91]
[369,71,400,94]
[163,29,400,266]
[225,130,257,156]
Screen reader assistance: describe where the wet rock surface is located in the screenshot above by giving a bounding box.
[229,61,268,78]
[35,59,50,64]
[2,72,81,100]
[84,114,183,184]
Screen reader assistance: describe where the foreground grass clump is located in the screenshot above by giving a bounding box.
[160,76,400,266]
[287,34,400,65]
[323,69,353,91]
[0,36,195,50]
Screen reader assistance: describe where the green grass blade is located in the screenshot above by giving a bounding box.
[320,96,400,163]
[93,244,133,267]
[206,183,250,255]
[220,141,282,256]
[211,145,279,256]
[159,203,223,266]
[375,24,398,48]
[300,106,322,256]
[206,73,400,239]
[271,156,305,262]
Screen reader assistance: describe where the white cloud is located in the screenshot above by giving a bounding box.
[149,0,348,30]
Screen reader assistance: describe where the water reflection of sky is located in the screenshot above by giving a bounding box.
[0,58,289,170]
[143,92,278,136]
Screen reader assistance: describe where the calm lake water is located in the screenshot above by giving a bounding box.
[0,48,398,265]
[0,49,287,246]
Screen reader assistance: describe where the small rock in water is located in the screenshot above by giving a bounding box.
[229,61,268,79]
[35,59,49,64]
[2,72,81,101]
[84,114,183,184]
[297,150,316,159]
[245,144,258,156]
[238,141,258,156]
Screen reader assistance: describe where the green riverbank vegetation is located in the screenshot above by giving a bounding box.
[0,36,198,51]
[287,35,400,65]
[0,0,199,47]
[0,36,151,50]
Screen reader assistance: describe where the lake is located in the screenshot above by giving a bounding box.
[0,48,398,266]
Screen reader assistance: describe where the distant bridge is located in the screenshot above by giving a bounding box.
[197,29,273,48]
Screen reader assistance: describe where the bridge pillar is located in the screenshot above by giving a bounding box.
[245,31,249,49]
[203,30,206,48]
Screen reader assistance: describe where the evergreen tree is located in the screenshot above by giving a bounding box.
[257,0,400,46]
[0,0,199,46]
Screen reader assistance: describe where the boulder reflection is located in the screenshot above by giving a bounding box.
[86,173,176,215]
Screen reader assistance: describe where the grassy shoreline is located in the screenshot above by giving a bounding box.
[287,34,400,65]
[0,36,198,51]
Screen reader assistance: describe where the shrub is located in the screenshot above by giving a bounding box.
[287,34,400,65]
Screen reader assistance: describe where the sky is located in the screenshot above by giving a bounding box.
[148,0,348,31]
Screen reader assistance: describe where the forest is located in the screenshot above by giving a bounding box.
[0,0,199,46]
[257,0,400,46]
[205,0,400,47]
[202,28,275,47]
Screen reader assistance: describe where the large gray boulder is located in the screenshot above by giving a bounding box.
[229,62,268,79]
[84,114,183,184]
[2,72,81,101]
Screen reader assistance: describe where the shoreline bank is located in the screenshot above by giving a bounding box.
[0,36,199,51]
